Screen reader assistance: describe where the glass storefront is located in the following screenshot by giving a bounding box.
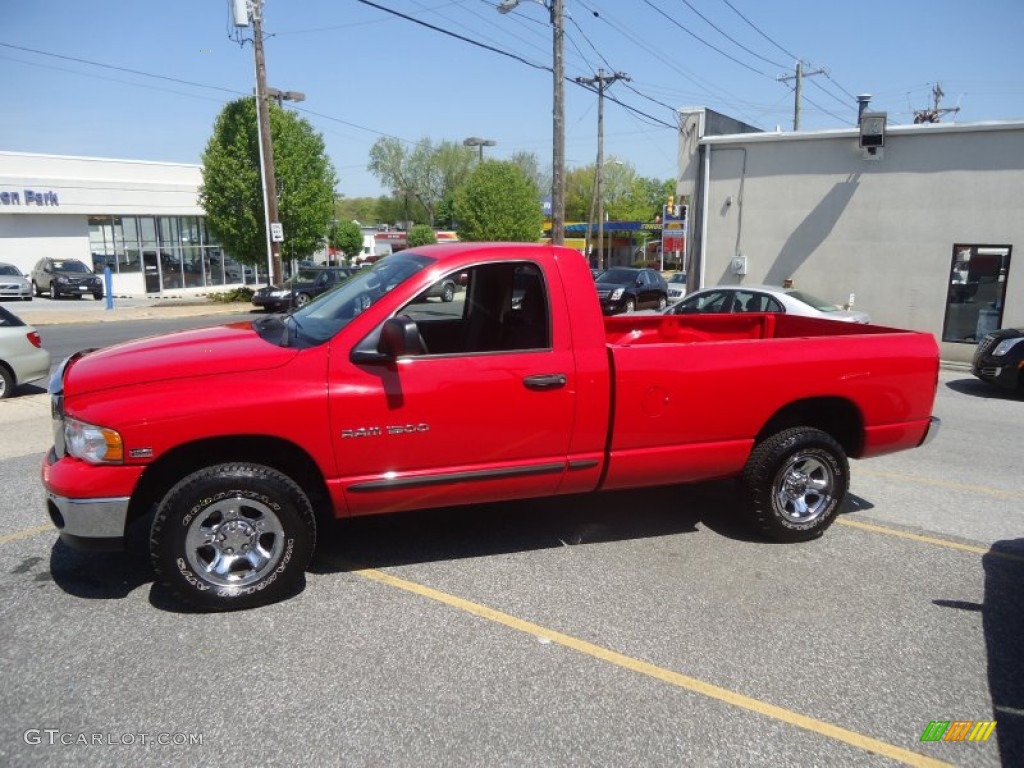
[87,215,265,293]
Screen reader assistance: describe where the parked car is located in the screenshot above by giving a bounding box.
[666,271,688,301]
[666,285,871,323]
[419,276,458,302]
[252,266,357,311]
[971,327,1024,392]
[0,263,33,301]
[31,258,104,300]
[594,267,668,314]
[0,305,50,398]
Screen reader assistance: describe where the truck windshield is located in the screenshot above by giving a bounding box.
[273,252,434,347]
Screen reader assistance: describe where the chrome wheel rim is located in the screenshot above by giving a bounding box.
[773,453,834,524]
[184,496,286,588]
[296,294,310,307]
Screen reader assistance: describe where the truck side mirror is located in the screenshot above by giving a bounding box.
[351,316,426,364]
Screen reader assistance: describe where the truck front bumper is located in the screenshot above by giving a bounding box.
[46,493,130,551]
[42,449,142,551]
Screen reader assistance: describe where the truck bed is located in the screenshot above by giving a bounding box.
[604,312,910,346]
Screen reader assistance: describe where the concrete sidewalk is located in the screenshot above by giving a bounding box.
[8,296,255,326]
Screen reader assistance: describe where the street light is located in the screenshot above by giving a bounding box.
[463,137,496,161]
[497,0,564,245]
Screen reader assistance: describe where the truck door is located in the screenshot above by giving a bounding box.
[329,261,577,516]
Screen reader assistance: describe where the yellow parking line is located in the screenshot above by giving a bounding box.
[855,467,1024,501]
[0,524,52,546]
[836,518,1024,563]
[352,566,951,768]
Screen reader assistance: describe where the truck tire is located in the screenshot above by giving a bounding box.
[150,463,316,610]
[741,427,848,542]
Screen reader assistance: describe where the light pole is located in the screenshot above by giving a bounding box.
[497,0,564,245]
[463,137,496,161]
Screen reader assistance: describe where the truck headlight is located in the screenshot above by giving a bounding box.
[64,418,124,464]
[611,288,624,300]
[992,337,1024,356]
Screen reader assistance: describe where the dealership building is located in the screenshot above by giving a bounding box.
[0,151,259,297]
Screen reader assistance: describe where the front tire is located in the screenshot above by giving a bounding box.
[741,427,848,542]
[0,365,14,399]
[150,463,316,611]
[624,298,636,313]
[49,283,58,300]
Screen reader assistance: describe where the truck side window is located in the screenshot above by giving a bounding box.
[401,262,550,355]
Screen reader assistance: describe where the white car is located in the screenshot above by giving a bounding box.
[665,285,871,323]
[0,262,33,301]
[666,272,688,301]
[0,305,51,398]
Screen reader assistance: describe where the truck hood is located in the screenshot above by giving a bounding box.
[63,321,299,396]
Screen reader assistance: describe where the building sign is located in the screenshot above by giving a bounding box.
[0,189,60,206]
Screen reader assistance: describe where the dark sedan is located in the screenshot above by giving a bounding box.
[594,267,668,314]
[252,266,356,311]
[972,327,1024,392]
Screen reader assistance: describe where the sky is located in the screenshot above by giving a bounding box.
[3,0,1023,200]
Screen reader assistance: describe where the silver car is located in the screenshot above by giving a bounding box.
[0,262,32,301]
[0,305,51,398]
[666,285,871,323]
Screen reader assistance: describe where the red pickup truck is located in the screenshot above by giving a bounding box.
[43,242,940,610]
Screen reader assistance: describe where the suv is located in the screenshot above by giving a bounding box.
[31,258,104,300]
[252,266,357,312]
[594,267,668,314]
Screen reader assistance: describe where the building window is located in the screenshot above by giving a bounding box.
[942,244,1012,343]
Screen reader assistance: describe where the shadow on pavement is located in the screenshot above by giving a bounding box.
[310,480,766,577]
[932,538,1024,763]
[945,377,1024,401]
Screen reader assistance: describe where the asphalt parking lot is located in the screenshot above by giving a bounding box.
[0,365,1021,767]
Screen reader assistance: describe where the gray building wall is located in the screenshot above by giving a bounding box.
[677,112,1024,363]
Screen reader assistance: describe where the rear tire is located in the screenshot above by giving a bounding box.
[0,365,14,399]
[150,463,316,611]
[741,427,848,542]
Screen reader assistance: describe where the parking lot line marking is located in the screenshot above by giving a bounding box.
[353,566,952,768]
[855,467,1024,501]
[837,518,1024,563]
[0,524,52,546]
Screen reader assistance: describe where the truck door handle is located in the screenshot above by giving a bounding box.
[523,374,567,390]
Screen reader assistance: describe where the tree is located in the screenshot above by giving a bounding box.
[368,137,475,225]
[453,161,543,242]
[200,97,336,268]
[329,220,364,261]
[406,225,437,247]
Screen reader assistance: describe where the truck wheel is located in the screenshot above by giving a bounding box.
[150,463,316,610]
[741,427,848,542]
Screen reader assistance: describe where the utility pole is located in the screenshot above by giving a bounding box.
[497,0,564,245]
[576,69,629,271]
[914,83,960,124]
[251,1,284,285]
[778,61,826,131]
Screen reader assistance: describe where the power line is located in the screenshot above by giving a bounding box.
[675,0,786,69]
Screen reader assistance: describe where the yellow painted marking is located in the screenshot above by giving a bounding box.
[855,467,1024,501]
[0,524,52,546]
[352,566,952,768]
[836,519,1024,563]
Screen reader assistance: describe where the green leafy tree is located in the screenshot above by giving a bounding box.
[406,225,438,247]
[454,161,543,242]
[201,98,337,267]
[333,196,380,226]
[368,137,475,225]
[330,219,364,260]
